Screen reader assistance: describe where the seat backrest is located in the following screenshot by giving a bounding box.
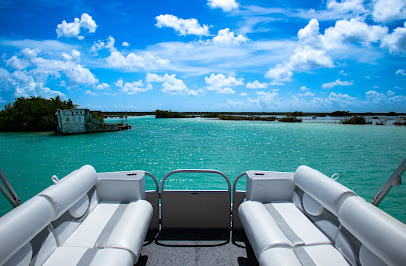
[39,165,98,220]
[338,196,406,266]
[292,165,357,242]
[37,165,99,246]
[293,165,356,216]
[0,196,55,265]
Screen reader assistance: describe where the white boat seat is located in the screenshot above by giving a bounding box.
[337,196,406,266]
[239,201,331,257]
[63,200,152,262]
[258,245,350,266]
[0,196,54,266]
[42,247,134,266]
[0,165,153,266]
[239,165,362,265]
[39,165,98,220]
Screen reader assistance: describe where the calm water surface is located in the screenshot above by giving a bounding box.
[1,116,405,222]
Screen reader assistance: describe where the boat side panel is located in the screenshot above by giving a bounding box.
[161,191,231,229]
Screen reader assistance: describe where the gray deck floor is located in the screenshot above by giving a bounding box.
[136,229,258,266]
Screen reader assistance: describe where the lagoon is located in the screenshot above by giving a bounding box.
[1,116,405,223]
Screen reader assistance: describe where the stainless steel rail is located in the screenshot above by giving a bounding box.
[160,169,231,192]
[0,168,20,208]
[372,157,406,206]
[145,171,159,192]
[232,172,247,229]
[145,171,160,230]
[160,169,231,229]
[232,172,247,195]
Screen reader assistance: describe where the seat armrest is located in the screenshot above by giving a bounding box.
[246,171,295,203]
[96,171,146,202]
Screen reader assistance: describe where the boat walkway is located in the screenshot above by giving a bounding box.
[136,229,258,265]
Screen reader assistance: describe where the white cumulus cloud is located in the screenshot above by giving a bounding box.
[265,63,293,83]
[11,70,66,99]
[396,69,406,76]
[146,73,196,95]
[107,50,170,71]
[264,17,399,84]
[207,0,238,12]
[62,49,80,62]
[322,18,388,50]
[6,56,29,70]
[327,0,365,14]
[298,91,315,97]
[205,73,243,94]
[115,78,152,95]
[381,22,406,54]
[372,0,406,23]
[122,42,130,47]
[56,13,97,40]
[65,64,98,85]
[85,90,97,96]
[211,28,249,46]
[94,83,110,90]
[322,78,354,89]
[246,80,268,89]
[298,18,323,48]
[155,14,210,36]
[7,48,98,86]
[290,46,334,70]
[91,36,116,54]
[265,46,333,83]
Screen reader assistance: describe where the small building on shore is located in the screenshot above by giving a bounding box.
[56,109,130,134]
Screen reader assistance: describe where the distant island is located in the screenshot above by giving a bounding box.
[1,97,406,132]
[0,96,76,132]
[152,110,406,125]
[0,96,116,133]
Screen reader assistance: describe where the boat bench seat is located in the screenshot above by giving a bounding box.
[239,166,406,266]
[0,165,153,266]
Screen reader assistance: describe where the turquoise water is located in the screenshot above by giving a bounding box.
[1,116,405,223]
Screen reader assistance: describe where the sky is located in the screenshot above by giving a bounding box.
[0,0,405,112]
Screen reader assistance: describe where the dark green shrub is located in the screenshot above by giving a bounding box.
[0,96,76,132]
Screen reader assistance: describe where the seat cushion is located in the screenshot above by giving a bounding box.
[239,201,330,257]
[0,196,54,265]
[338,196,406,266]
[293,166,356,216]
[259,245,350,266]
[39,165,98,220]
[239,201,293,257]
[63,200,152,263]
[43,247,133,266]
[264,202,331,246]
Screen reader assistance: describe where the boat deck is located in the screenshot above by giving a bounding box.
[136,229,258,265]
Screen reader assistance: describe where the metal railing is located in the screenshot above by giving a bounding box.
[160,169,231,229]
[145,171,160,230]
[232,172,247,229]
[160,169,231,192]
[372,157,406,206]
[0,168,20,208]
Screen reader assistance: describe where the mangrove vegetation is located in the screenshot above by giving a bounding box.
[0,96,76,132]
[340,115,372,125]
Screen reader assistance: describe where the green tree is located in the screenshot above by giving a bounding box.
[340,115,372,125]
[0,96,76,132]
[155,110,189,118]
[331,111,350,117]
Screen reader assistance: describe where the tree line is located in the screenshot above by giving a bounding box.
[0,96,76,132]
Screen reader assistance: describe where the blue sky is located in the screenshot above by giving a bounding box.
[0,0,405,112]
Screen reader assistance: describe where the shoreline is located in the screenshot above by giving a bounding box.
[103,111,406,117]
